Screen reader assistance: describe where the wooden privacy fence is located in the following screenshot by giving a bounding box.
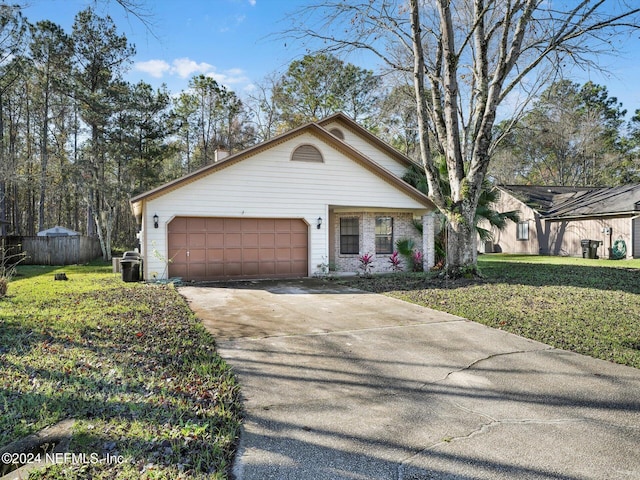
[3,236,103,265]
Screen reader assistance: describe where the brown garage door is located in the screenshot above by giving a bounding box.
[167,217,308,281]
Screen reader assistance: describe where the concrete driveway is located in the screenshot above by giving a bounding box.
[179,279,640,480]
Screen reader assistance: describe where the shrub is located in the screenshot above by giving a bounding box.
[396,238,425,272]
[358,253,374,276]
[388,251,402,271]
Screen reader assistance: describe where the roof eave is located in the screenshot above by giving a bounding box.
[544,211,640,221]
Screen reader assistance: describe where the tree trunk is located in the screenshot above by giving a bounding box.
[445,209,478,276]
[0,92,6,237]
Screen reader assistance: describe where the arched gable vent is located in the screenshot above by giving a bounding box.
[329,128,344,140]
[291,144,324,163]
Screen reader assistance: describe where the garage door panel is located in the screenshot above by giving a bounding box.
[225,248,242,262]
[206,233,223,247]
[169,217,187,232]
[208,248,224,261]
[168,233,187,248]
[292,260,306,271]
[274,219,292,231]
[224,218,243,230]
[260,233,275,247]
[169,249,187,264]
[292,232,307,246]
[189,233,206,248]
[226,262,242,276]
[292,247,307,261]
[276,262,292,274]
[258,219,275,232]
[168,217,308,281]
[259,248,275,261]
[170,264,188,278]
[189,263,207,279]
[208,263,224,277]
[187,217,207,231]
[189,249,206,263]
[206,218,224,231]
[276,248,291,260]
[243,233,259,248]
[243,248,259,262]
[225,233,241,246]
[243,262,260,276]
[276,233,291,246]
[241,218,258,231]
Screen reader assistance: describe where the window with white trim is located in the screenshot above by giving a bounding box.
[340,217,359,254]
[375,217,393,254]
[517,221,529,241]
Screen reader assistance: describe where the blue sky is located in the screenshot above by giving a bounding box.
[19,0,640,116]
[21,0,313,96]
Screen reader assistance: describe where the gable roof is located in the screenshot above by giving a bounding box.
[499,184,640,219]
[130,115,434,219]
[317,112,417,170]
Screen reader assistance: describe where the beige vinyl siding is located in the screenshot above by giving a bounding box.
[484,192,541,255]
[485,189,635,258]
[142,132,427,279]
[546,216,633,258]
[321,120,410,177]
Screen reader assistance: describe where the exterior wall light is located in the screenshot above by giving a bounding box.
[317,217,322,229]
[153,214,159,229]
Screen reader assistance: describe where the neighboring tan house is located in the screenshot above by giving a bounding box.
[130,113,437,281]
[486,185,640,259]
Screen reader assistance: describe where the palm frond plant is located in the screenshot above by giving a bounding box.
[403,159,519,260]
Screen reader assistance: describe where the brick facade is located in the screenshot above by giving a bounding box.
[331,211,432,274]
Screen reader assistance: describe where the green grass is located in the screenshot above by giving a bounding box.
[1,265,241,479]
[337,254,640,369]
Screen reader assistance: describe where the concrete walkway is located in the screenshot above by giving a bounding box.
[179,279,640,480]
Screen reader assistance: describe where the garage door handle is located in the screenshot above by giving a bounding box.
[186,251,190,257]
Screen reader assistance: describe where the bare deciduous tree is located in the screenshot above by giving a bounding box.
[285,0,640,276]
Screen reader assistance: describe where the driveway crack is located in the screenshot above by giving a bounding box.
[424,346,556,387]
[396,415,584,479]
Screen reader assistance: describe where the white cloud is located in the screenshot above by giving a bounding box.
[135,59,171,78]
[206,68,250,86]
[171,57,214,78]
[248,0,256,5]
[133,58,252,92]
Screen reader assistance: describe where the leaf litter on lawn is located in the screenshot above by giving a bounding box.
[1,269,241,479]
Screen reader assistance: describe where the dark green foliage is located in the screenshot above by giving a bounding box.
[403,160,519,243]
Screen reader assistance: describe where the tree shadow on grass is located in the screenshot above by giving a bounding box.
[335,262,640,295]
[0,282,241,478]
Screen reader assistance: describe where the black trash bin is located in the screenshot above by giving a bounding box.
[581,239,590,258]
[581,239,601,259]
[120,251,141,282]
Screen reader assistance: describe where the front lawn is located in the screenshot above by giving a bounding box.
[338,255,640,369]
[0,265,241,479]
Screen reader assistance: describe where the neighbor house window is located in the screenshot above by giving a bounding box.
[517,221,529,241]
[340,217,359,254]
[375,217,393,254]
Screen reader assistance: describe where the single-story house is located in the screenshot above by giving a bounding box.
[485,185,640,259]
[130,113,437,281]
